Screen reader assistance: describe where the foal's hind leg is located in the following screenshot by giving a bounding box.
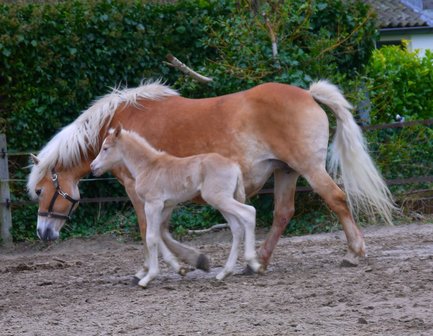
[214,211,244,280]
[204,195,261,280]
[304,168,366,265]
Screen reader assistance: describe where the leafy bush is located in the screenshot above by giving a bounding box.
[0,0,229,151]
[176,0,377,96]
[365,44,433,123]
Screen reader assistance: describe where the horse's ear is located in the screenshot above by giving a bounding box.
[30,153,40,165]
[114,125,122,137]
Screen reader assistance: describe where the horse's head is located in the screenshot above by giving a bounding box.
[29,154,80,241]
[90,125,123,177]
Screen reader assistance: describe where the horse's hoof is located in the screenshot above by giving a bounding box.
[340,253,359,267]
[241,264,255,275]
[257,265,266,275]
[131,276,141,285]
[196,254,210,272]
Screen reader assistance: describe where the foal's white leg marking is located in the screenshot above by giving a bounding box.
[138,201,164,288]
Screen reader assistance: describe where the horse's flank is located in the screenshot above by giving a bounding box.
[27,80,178,199]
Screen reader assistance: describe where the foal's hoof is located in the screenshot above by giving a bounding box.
[131,276,141,285]
[196,254,210,272]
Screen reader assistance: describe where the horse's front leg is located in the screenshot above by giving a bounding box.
[158,207,189,276]
[138,201,164,288]
[258,170,299,269]
[111,166,149,281]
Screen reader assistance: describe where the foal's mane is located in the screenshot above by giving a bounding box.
[27,81,178,198]
[116,128,162,156]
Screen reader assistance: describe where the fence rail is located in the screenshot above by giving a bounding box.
[1,117,433,242]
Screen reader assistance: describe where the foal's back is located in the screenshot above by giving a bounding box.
[138,151,245,204]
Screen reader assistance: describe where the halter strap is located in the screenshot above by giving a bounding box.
[37,168,80,221]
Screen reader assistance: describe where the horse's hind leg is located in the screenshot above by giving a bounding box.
[259,170,299,269]
[304,168,366,265]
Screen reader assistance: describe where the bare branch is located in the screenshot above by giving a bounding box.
[187,223,229,235]
[165,54,213,83]
[262,12,281,69]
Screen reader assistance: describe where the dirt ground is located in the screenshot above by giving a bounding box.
[1,222,433,336]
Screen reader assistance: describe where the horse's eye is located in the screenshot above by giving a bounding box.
[35,189,42,196]
[103,147,108,151]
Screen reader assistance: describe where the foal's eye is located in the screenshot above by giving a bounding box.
[35,189,42,196]
[103,147,108,152]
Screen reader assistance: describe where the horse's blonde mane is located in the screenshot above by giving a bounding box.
[27,80,178,198]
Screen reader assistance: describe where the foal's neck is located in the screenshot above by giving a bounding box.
[119,131,163,178]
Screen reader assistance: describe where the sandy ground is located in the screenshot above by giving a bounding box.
[1,222,433,336]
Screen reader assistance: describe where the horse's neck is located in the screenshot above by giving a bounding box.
[119,134,162,178]
[61,159,93,182]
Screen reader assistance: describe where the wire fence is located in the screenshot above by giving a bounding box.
[1,118,433,242]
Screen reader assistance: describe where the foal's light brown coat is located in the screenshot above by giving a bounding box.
[91,126,262,286]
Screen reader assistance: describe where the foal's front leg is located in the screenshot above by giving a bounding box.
[138,201,164,288]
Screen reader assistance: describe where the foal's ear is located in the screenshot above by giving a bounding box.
[114,125,122,137]
[30,153,40,165]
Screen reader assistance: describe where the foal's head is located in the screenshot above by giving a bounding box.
[90,125,123,176]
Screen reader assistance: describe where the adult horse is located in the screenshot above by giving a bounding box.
[28,80,395,277]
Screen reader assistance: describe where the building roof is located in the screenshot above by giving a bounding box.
[365,0,432,28]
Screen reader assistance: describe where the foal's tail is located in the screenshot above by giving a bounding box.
[309,80,397,225]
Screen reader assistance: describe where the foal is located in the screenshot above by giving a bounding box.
[90,125,262,287]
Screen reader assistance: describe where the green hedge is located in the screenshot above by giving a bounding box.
[0,0,377,151]
[0,0,384,241]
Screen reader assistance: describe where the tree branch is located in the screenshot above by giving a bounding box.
[262,12,281,69]
[165,54,213,83]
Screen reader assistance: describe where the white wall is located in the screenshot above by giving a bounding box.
[410,34,433,56]
[380,33,433,57]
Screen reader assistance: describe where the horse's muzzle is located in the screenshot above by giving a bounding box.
[37,227,59,241]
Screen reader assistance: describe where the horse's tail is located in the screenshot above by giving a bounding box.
[309,80,396,225]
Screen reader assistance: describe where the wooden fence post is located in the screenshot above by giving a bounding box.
[0,134,12,245]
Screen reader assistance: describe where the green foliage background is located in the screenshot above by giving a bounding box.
[1,0,432,242]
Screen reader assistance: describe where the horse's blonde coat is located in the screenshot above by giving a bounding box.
[29,79,396,277]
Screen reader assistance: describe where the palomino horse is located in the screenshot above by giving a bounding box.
[28,80,395,280]
[90,126,263,286]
